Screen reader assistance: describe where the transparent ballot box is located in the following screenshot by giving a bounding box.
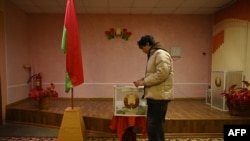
[211,70,243,111]
[113,85,147,116]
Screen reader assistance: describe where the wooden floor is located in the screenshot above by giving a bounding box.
[5,98,250,137]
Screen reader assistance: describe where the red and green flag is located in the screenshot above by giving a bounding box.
[61,0,84,93]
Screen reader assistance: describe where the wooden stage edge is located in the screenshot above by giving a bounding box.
[5,98,250,138]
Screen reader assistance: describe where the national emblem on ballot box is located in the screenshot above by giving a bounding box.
[113,85,147,116]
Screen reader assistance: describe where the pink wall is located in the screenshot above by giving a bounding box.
[5,1,30,104]
[3,1,213,103]
[27,14,212,98]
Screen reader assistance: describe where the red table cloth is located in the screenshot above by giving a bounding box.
[109,116,147,139]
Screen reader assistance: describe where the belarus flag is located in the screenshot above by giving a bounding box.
[61,0,84,93]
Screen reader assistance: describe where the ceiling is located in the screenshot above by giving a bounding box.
[9,0,236,15]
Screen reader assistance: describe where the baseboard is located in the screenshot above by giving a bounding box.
[63,97,206,101]
[172,97,205,101]
[7,97,206,107]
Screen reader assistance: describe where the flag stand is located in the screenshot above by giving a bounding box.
[57,88,86,141]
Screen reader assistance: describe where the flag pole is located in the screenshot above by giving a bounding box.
[71,88,74,109]
[58,0,85,140]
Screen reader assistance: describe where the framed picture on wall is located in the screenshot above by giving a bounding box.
[113,85,147,116]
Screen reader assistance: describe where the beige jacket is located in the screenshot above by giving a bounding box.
[144,48,174,100]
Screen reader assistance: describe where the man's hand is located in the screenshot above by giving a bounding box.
[133,80,144,87]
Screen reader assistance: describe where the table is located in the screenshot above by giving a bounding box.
[109,116,147,140]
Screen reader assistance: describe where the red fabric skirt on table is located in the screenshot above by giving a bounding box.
[109,116,148,139]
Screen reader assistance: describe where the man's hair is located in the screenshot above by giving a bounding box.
[137,35,156,47]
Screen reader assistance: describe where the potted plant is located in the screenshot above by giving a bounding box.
[221,80,250,116]
[30,83,58,109]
